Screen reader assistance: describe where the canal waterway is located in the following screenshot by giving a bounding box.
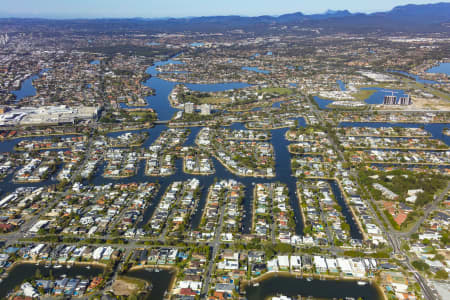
[337,80,346,91]
[1,56,448,241]
[313,86,410,108]
[120,58,251,120]
[0,55,432,298]
[241,66,271,74]
[2,56,448,240]
[426,62,450,75]
[0,263,104,299]
[125,268,175,300]
[389,70,439,85]
[361,87,408,105]
[245,275,383,300]
[12,69,50,103]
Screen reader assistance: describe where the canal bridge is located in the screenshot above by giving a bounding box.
[154,120,170,124]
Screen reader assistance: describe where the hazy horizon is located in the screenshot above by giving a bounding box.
[0,0,446,19]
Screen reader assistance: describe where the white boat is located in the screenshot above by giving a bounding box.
[306,277,313,282]
[271,295,291,300]
[54,264,63,269]
[253,282,260,287]
[86,265,91,270]
[357,281,368,286]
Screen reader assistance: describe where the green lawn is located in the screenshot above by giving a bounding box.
[258,87,293,95]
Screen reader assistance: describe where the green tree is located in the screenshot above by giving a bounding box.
[435,269,448,279]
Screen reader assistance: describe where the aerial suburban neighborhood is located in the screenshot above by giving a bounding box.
[0,1,449,300]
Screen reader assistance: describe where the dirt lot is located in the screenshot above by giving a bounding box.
[376,96,450,111]
[111,278,140,296]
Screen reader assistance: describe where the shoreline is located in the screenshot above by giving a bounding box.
[251,185,257,234]
[242,271,387,300]
[128,264,178,297]
[345,146,448,151]
[182,156,215,176]
[0,132,83,141]
[99,124,154,134]
[7,259,108,272]
[296,184,307,228]
[345,134,432,138]
[335,178,368,241]
[366,161,450,166]
[212,153,276,179]
[339,120,450,124]
[246,124,294,131]
[299,176,367,241]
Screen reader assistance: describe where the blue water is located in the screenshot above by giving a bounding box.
[0,134,81,153]
[90,60,100,65]
[8,56,428,243]
[272,101,283,108]
[0,118,312,237]
[0,264,104,299]
[426,62,450,75]
[86,123,308,235]
[120,56,251,120]
[361,88,408,105]
[242,66,271,74]
[12,75,39,102]
[139,73,178,120]
[313,96,334,109]
[390,70,438,85]
[147,42,160,46]
[12,69,52,102]
[287,66,302,71]
[266,52,273,56]
[337,80,346,91]
[314,83,406,108]
[190,42,204,47]
[246,275,382,300]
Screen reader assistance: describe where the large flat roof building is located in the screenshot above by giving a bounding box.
[0,105,99,126]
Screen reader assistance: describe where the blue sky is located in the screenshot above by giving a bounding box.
[0,0,446,18]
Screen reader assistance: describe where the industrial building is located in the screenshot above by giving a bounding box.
[0,105,99,126]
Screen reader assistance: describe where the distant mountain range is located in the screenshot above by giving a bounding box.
[155,2,450,32]
[1,3,449,34]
